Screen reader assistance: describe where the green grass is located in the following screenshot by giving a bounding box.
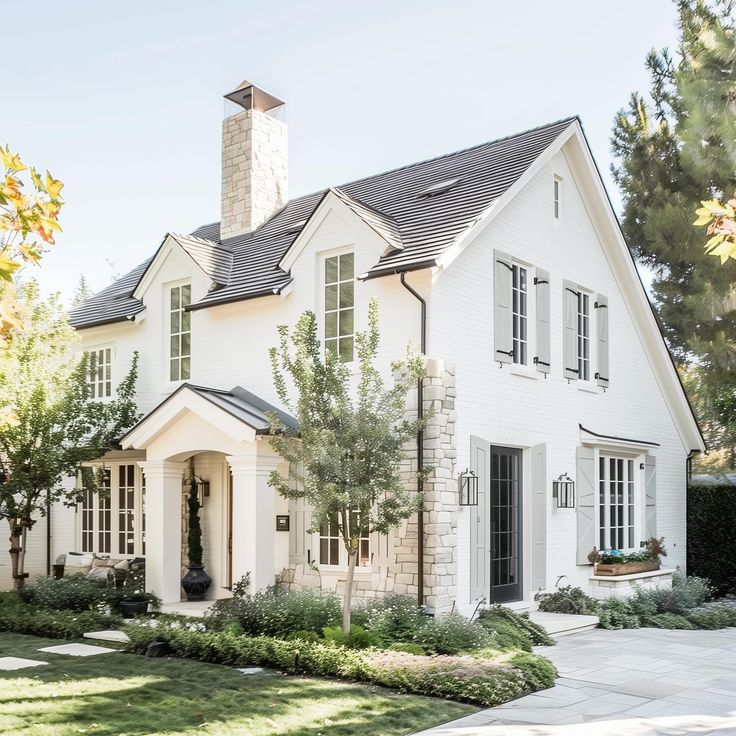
[0,632,474,736]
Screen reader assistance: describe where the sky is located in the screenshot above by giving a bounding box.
[4,0,680,301]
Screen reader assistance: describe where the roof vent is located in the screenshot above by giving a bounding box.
[418,177,462,198]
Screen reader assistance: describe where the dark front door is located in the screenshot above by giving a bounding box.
[490,446,522,603]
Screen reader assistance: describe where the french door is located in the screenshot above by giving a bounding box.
[490,446,522,603]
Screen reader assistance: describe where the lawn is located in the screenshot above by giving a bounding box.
[0,632,475,736]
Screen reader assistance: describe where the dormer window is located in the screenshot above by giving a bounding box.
[324,252,354,363]
[418,178,462,198]
[170,284,191,381]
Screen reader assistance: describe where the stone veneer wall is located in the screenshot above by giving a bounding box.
[277,358,458,615]
[221,108,287,240]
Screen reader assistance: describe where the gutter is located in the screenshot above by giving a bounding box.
[399,272,426,608]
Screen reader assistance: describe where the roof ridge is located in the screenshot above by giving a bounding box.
[331,187,398,222]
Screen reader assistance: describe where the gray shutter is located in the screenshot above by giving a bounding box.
[595,294,609,388]
[645,454,657,540]
[534,270,551,374]
[531,443,547,591]
[289,496,311,564]
[563,280,579,381]
[470,435,490,601]
[494,250,513,364]
[576,446,596,564]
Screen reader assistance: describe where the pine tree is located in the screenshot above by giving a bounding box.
[71,275,94,307]
[612,0,736,459]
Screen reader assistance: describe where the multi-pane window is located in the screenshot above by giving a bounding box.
[170,284,191,381]
[554,177,561,219]
[599,456,636,550]
[118,464,136,555]
[88,348,112,398]
[324,253,354,363]
[79,463,145,557]
[577,291,591,381]
[318,510,370,566]
[511,265,528,365]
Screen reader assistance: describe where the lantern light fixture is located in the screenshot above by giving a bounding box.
[458,468,479,506]
[553,472,575,508]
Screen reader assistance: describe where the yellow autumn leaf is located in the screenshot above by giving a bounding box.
[17,243,41,264]
[0,147,27,173]
[705,233,726,252]
[44,172,63,200]
[693,215,712,227]
[0,302,23,335]
[30,166,43,190]
[0,254,22,281]
[707,240,736,264]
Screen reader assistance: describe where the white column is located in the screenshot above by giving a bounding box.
[138,460,187,603]
[227,452,281,592]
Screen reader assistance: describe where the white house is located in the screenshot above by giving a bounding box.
[4,80,704,612]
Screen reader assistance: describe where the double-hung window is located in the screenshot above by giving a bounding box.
[553,176,562,220]
[318,510,370,566]
[599,455,636,551]
[170,284,191,381]
[324,253,354,363]
[511,264,528,365]
[577,291,591,381]
[88,348,112,398]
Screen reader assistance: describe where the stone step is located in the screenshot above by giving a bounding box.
[527,611,600,638]
[83,630,130,643]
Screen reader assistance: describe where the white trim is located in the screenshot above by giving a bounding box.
[580,426,657,453]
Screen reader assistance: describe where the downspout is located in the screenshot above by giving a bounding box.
[399,272,426,608]
[46,491,51,576]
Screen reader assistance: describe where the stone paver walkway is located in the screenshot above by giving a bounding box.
[414,628,736,736]
[37,643,117,657]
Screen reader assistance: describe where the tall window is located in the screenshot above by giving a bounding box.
[324,253,354,363]
[511,264,528,365]
[318,510,370,566]
[88,348,112,398]
[81,487,94,553]
[97,469,111,554]
[577,291,591,381]
[118,464,136,555]
[170,284,191,381]
[599,456,636,550]
[553,176,562,219]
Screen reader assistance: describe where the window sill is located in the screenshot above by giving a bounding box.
[314,565,378,575]
[509,365,539,380]
[589,567,676,582]
[577,383,600,394]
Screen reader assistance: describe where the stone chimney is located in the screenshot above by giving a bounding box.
[220,80,288,240]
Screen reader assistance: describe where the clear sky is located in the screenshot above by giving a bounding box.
[5,0,679,301]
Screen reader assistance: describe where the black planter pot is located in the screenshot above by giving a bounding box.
[120,600,149,619]
[181,565,212,602]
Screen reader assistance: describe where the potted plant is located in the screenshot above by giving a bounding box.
[113,561,160,618]
[181,475,211,601]
[592,537,667,576]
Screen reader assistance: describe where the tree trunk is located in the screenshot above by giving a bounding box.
[342,549,358,635]
[9,520,31,591]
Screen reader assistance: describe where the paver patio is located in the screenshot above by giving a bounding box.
[414,628,736,736]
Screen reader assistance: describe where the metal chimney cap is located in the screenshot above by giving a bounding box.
[223,80,284,112]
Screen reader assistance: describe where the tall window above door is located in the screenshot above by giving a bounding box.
[511,264,528,365]
[169,284,191,381]
[324,252,354,363]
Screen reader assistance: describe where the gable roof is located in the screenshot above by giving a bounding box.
[169,233,233,285]
[70,116,577,324]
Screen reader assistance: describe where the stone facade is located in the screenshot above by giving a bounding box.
[220,108,287,240]
[277,357,458,614]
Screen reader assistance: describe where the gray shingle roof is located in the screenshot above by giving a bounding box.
[70,116,576,328]
[170,233,233,285]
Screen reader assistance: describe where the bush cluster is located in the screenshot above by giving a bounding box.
[0,592,121,639]
[477,606,555,650]
[124,620,549,706]
[536,586,599,615]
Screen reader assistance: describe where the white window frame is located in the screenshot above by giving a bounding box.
[511,261,535,367]
[315,510,371,568]
[576,289,594,382]
[87,346,113,399]
[78,462,146,557]
[321,250,355,364]
[553,175,563,221]
[168,281,191,384]
[597,451,643,553]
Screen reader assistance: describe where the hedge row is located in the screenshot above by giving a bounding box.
[124,622,556,706]
[687,483,736,595]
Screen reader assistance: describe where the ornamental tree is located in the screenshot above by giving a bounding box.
[0,147,64,335]
[0,282,139,588]
[268,298,426,633]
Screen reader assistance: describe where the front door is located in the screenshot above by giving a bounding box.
[490,446,522,603]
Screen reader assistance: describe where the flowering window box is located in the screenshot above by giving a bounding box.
[594,559,660,576]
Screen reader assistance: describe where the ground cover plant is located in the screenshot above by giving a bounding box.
[0,631,473,736]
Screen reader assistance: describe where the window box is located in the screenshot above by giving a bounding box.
[594,559,660,576]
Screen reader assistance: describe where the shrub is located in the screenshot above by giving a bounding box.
[414,613,492,655]
[0,592,121,638]
[598,599,640,630]
[686,606,736,629]
[640,613,694,629]
[507,652,557,690]
[123,621,544,707]
[31,575,109,612]
[205,587,341,637]
[355,594,428,645]
[388,642,426,655]
[322,624,379,649]
[536,586,599,615]
[286,630,320,643]
[477,606,555,648]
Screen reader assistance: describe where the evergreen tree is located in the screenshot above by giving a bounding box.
[612,0,736,460]
[268,299,425,633]
[71,275,94,307]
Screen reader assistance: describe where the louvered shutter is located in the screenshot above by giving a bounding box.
[469,435,490,601]
[531,443,547,591]
[289,496,311,564]
[576,446,596,564]
[534,270,551,374]
[494,251,513,364]
[563,280,579,381]
[645,455,657,539]
[595,294,609,388]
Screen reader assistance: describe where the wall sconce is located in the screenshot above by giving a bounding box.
[458,468,479,506]
[553,473,575,508]
[196,479,210,504]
